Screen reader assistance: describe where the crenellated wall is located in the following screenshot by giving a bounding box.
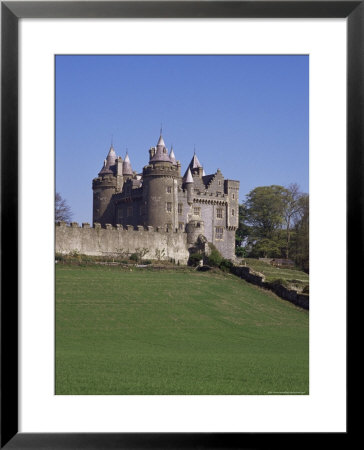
[55,222,190,264]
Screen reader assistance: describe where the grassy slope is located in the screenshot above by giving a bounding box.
[243,258,309,286]
[56,265,309,395]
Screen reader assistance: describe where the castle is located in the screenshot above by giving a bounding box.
[92,132,240,260]
[56,132,239,263]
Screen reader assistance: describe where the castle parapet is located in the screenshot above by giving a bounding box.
[56,219,189,264]
[143,163,180,178]
[56,221,67,227]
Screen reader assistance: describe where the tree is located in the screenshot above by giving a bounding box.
[245,185,288,239]
[235,204,251,256]
[55,192,73,222]
[236,184,309,262]
[293,194,309,272]
[282,183,306,259]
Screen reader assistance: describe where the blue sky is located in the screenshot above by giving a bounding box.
[56,55,308,224]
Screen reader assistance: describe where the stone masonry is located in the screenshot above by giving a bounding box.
[56,132,240,263]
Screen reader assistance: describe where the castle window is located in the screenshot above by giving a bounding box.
[216,208,223,219]
[193,207,200,217]
[127,206,133,217]
[166,223,172,231]
[232,193,235,199]
[178,222,184,231]
[166,202,172,213]
[232,208,235,216]
[178,203,183,214]
[166,186,172,194]
[218,180,222,186]
[215,227,223,240]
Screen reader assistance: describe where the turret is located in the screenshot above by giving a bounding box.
[142,132,181,230]
[92,144,118,225]
[184,167,194,205]
[123,151,133,178]
[186,220,205,245]
[186,151,203,177]
[116,156,124,192]
[169,146,177,165]
[149,133,172,163]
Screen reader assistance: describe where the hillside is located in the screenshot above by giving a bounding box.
[56,265,309,395]
[242,258,309,291]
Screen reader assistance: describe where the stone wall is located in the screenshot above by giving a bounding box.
[56,222,190,264]
[231,266,309,310]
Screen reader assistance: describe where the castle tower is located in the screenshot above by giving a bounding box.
[169,146,177,165]
[142,132,181,230]
[184,167,194,205]
[92,144,119,225]
[183,151,204,179]
[122,151,133,179]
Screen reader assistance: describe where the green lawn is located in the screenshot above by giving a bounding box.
[242,258,309,289]
[56,265,309,395]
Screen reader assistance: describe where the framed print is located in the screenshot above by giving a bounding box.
[1,1,357,448]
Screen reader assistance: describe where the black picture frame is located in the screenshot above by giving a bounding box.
[1,1,356,448]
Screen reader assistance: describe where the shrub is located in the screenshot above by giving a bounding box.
[219,259,234,272]
[270,278,289,288]
[197,265,211,271]
[188,253,202,267]
[205,245,223,267]
[235,246,247,258]
[55,253,65,262]
[130,253,139,262]
[302,285,309,294]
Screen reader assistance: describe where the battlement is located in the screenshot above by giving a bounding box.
[56,221,185,234]
[143,163,180,178]
[91,134,240,262]
[92,176,117,188]
[224,179,240,189]
[56,221,189,264]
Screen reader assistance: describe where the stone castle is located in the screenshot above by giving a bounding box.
[56,132,239,263]
[92,132,239,259]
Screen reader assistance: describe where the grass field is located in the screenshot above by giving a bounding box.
[243,258,309,290]
[56,265,309,395]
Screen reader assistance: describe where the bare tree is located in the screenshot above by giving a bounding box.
[55,192,73,222]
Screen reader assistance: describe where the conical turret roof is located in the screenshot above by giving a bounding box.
[123,151,133,175]
[150,132,172,163]
[169,147,176,164]
[99,145,117,175]
[184,167,193,184]
[190,152,202,169]
[183,151,203,179]
[157,134,165,148]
